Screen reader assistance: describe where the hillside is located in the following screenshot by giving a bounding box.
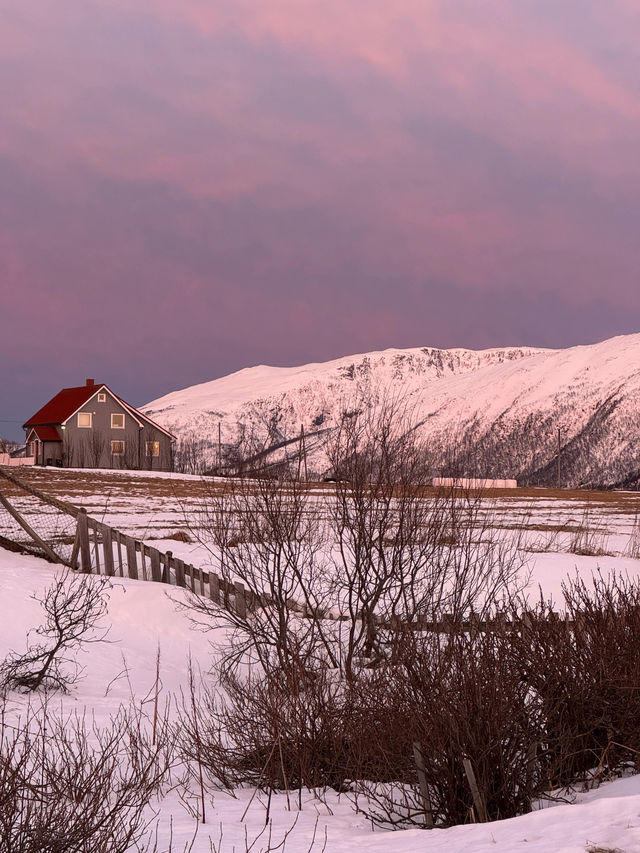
[144,334,640,487]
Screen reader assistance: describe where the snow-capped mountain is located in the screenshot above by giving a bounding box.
[144,334,640,487]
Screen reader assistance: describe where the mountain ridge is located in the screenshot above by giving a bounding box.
[143,333,640,487]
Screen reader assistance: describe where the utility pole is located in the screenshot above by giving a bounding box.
[218,421,222,474]
[557,427,562,489]
[298,424,308,482]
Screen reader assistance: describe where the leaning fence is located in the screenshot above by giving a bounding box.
[0,466,250,616]
[0,466,568,632]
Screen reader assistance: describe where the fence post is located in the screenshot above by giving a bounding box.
[77,508,92,573]
[463,757,487,822]
[174,558,185,588]
[149,547,162,583]
[235,581,247,619]
[102,525,115,577]
[125,536,138,580]
[115,530,124,577]
[209,572,220,604]
[91,522,101,574]
[412,742,434,828]
[163,551,172,584]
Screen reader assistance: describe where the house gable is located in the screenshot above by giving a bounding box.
[62,386,144,429]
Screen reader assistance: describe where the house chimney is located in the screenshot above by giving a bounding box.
[86,378,95,387]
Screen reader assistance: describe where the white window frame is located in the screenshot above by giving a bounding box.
[111,413,125,429]
[97,393,106,402]
[146,440,160,457]
[77,412,92,428]
[111,440,125,456]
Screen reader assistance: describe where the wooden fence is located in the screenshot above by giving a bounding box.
[0,466,249,617]
[73,508,249,617]
[0,466,565,632]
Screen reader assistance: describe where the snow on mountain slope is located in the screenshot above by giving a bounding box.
[144,333,640,487]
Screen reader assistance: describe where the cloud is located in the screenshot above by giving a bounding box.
[2,0,640,432]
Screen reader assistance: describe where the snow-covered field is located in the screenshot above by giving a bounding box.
[2,548,640,852]
[3,469,640,850]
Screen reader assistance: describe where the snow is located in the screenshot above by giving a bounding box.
[141,331,640,484]
[3,534,640,852]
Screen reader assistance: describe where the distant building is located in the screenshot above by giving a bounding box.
[432,477,518,489]
[23,379,175,471]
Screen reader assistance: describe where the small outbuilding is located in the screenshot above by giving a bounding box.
[23,379,175,471]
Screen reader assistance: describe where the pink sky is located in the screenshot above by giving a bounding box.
[2,0,640,437]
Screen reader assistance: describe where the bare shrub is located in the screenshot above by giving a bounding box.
[174,433,213,476]
[624,512,640,559]
[178,664,380,795]
[0,698,173,853]
[324,399,528,678]
[344,622,547,827]
[182,470,338,679]
[512,573,640,788]
[0,568,110,692]
[177,398,539,827]
[567,504,610,557]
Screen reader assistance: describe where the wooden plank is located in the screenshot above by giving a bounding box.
[76,508,92,573]
[125,536,138,580]
[115,530,124,577]
[92,524,101,574]
[463,757,487,823]
[163,551,172,584]
[102,525,115,577]
[69,525,81,570]
[139,543,148,581]
[199,566,205,596]
[174,558,186,588]
[235,581,247,619]
[209,572,220,603]
[412,742,434,829]
[187,564,196,593]
[149,547,162,583]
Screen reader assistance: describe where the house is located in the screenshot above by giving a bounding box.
[23,379,176,471]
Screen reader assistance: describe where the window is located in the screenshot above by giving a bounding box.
[98,393,106,402]
[146,441,160,457]
[77,412,92,428]
[111,440,125,456]
[111,413,125,429]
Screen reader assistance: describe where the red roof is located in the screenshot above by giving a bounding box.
[28,425,62,442]
[23,383,177,441]
[24,384,104,428]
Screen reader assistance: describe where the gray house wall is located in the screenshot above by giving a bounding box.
[61,390,173,471]
[41,441,63,466]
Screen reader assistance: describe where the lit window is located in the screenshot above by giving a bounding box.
[146,441,160,457]
[111,440,125,456]
[98,393,106,402]
[111,413,125,429]
[77,412,92,428]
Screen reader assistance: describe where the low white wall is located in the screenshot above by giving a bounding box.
[432,477,518,489]
[0,454,36,467]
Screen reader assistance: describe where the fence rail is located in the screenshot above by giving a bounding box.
[0,466,250,616]
[0,466,567,631]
